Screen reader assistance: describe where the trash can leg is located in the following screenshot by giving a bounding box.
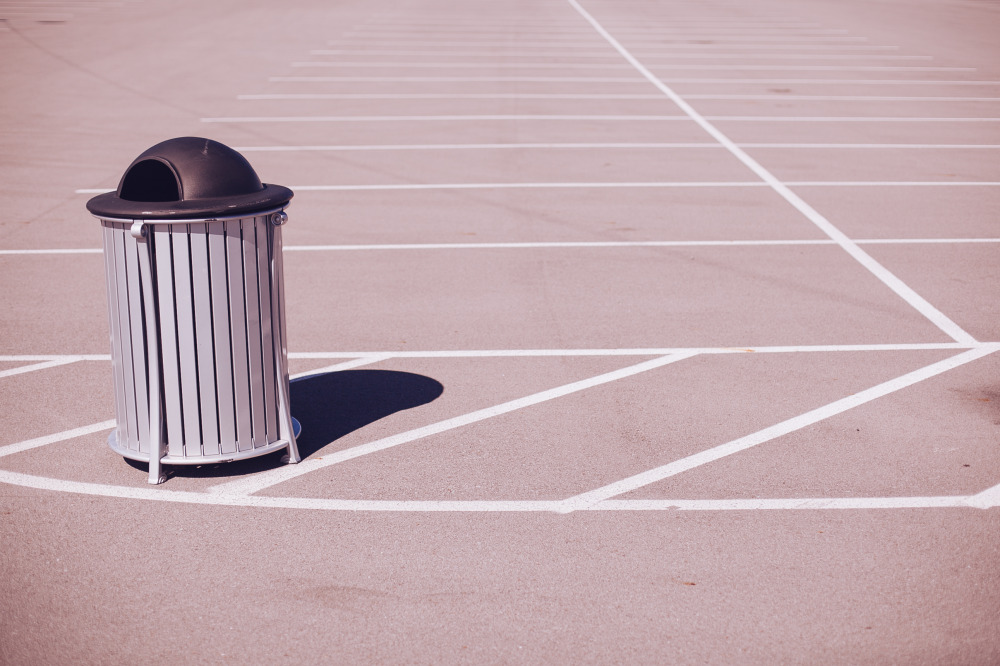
[270,214,300,465]
[134,222,167,484]
[277,377,301,465]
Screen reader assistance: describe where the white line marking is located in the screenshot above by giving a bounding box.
[292,61,635,69]
[0,358,81,379]
[307,50,927,60]
[690,95,1000,102]
[11,239,1000,258]
[0,469,994,512]
[238,93,667,100]
[208,352,700,497]
[200,114,1000,124]
[290,355,393,380]
[649,65,974,72]
[0,420,115,459]
[0,248,102,255]
[289,62,961,72]
[561,345,999,510]
[709,117,1000,122]
[235,92,1000,102]
[269,75,647,82]
[200,114,692,123]
[338,37,874,45]
[593,496,985,510]
[1,344,989,365]
[73,181,1000,195]
[569,0,978,346]
[227,142,1000,151]
[284,344,979,359]
[328,44,906,51]
[967,482,1000,509]
[0,354,110,362]
[266,75,1000,85]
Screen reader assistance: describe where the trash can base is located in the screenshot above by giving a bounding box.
[108,431,299,466]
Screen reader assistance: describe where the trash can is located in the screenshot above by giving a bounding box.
[87,137,301,484]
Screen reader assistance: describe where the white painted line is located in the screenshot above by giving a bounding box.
[200,114,691,123]
[0,248,102,255]
[743,143,1000,148]
[0,468,993,512]
[285,343,978,360]
[73,181,1000,195]
[658,78,1000,85]
[238,93,666,100]
[292,61,635,69]
[0,358,81,379]
[75,181,1000,195]
[291,61,955,72]
[265,75,1000,85]
[569,0,978,346]
[0,420,115,459]
[269,75,647,82]
[967,482,1000,509]
[201,114,1000,124]
[262,182,767,192]
[238,92,1000,102]
[709,116,1000,122]
[345,27,851,35]
[788,181,1000,186]
[308,50,923,60]
[341,36,874,45]
[281,240,838,252]
[228,141,1000,151]
[290,355,393,380]
[1,345,988,365]
[594,496,983,511]
[688,95,1000,102]
[0,354,110,362]
[12,239,1000,258]
[207,352,700,497]
[561,345,999,510]
[329,44,905,52]
[649,65,974,72]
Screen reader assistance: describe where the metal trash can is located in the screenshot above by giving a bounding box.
[87,137,301,484]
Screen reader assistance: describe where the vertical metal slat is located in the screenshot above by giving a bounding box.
[172,228,201,457]
[242,219,267,447]
[112,224,138,449]
[256,217,277,444]
[209,221,237,454]
[190,223,220,456]
[102,223,129,450]
[226,219,253,452]
[154,227,184,459]
[123,227,150,454]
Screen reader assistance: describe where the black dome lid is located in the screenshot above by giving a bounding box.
[86,137,292,220]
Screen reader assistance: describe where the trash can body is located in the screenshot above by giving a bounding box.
[88,137,300,483]
[100,213,291,463]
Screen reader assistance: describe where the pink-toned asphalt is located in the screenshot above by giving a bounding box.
[2,0,1000,663]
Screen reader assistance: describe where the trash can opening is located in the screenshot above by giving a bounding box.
[119,159,180,202]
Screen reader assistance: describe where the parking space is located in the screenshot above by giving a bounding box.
[2,0,999,662]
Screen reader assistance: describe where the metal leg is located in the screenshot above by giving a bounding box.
[270,214,300,465]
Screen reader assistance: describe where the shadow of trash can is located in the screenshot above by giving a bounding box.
[86,137,301,484]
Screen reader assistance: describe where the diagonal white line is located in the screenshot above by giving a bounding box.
[208,352,699,497]
[568,0,978,346]
[290,355,394,380]
[560,345,999,511]
[0,358,81,379]
[0,420,115,459]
